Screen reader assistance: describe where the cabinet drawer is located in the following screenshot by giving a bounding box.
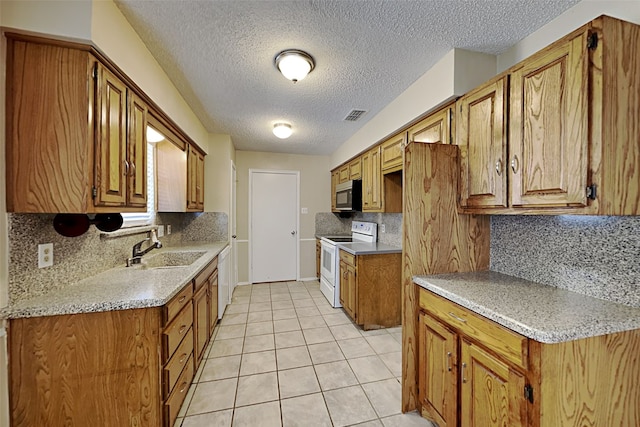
[194,257,217,291]
[339,250,355,267]
[163,284,193,326]
[164,354,194,427]
[419,290,527,369]
[163,330,193,397]
[162,302,193,362]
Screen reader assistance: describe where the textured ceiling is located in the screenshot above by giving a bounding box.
[115,0,580,155]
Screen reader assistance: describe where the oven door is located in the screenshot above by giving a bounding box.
[320,240,336,286]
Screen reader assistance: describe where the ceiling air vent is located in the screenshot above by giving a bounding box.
[344,109,367,122]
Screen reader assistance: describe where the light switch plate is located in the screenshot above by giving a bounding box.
[38,243,53,268]
[167,225,172,235]
[157,225,165,237]
[301,207,308,214]
[380,224,386,233]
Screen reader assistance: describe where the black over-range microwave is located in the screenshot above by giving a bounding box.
[335,180,362,211]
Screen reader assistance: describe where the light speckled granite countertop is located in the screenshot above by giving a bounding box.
[337,242,401,255]
[414,271,640,344]
[2,242,228,319]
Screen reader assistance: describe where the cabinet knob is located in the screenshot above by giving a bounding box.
[123,160,130,176]
[130,162,136,177]
[511,155,520,174]
[495,159,503,176]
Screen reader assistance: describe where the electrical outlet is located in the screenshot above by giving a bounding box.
[157,225,165,237]
[380,224,386,233]
[301,207,308,214]
[38,243,53,268]
[167,224,172,235]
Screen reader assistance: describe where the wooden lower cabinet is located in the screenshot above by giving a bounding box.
[8,257,222,427]
[417,288,640,427]
[339,249,401,329]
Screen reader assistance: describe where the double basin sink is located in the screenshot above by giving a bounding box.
[130,250,208,270]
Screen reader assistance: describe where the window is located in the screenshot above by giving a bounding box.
[121,142,155,227]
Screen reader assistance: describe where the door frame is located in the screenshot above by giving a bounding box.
[230,160,237,297]
[248,169,300,283]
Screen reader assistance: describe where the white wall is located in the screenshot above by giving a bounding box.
[330,49,496,168]
[235,151,330,283]
[498,0,640,71]
[0,0,92,40]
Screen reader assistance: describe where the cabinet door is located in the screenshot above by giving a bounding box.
[509,31,589,208]
[460,340,527,427]
[127,93,148,208]
[407,106,452,145]
[345,263,357,320]
[381,133,405,173]
[363,146,383,211]
[95,64,128,208]
[458,77,508,208]
[331,170,339,212]
[339,165,350,183]
[187,145,199,210]
[349,158,362,180]
[196,151,205,210]
[419,313,458,427]
[193,284,209,368]
[209,271,218,337]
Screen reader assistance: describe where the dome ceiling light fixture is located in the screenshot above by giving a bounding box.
[275,49,315,82]
[273,122,293,139]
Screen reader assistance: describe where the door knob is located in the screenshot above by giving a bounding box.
[291,231,296,235]
[232,235,237,239]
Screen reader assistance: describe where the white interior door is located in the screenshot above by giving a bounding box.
[250,170,299,283]
[230,161,237,297]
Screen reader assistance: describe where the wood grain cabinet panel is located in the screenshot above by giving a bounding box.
[459,16,640,215]
[330,170,339,212]
[339,165,350,183]
[5,36,152,213]
[339,249,401,329]
[193,284,209,367]
[349,158,362,179]
[407,106,453,145]
[458,76,508,208]
[187,144,205,212]
[380,133,405,173]
[509,32,588,208]
[209,269,219,337]
[362,146,383,212]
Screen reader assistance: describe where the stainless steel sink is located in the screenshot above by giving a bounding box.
[137,251,207,269]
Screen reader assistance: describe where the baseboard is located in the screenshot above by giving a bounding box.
[300,277,320,282]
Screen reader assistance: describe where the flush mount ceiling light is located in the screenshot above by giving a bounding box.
[273,123,293,139]
[275,49,315,82]
[146,126,164,143]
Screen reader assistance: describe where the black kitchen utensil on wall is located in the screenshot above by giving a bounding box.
[53,213,124,237]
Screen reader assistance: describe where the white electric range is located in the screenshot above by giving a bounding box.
[319,221,378,307]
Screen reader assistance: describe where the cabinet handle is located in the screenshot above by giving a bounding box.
[179,295,187,303]
[448,312,467,323]
[495,159,502,176]
[130,162,136,176]
[123,160,130,176]
[179,381,188,393]
[446,351,453,372]
[511,155,520,174]
[179,325,187,335]
[179,353,188,364]
[462,362,468,383]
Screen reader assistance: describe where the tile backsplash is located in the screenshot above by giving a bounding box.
[491,215,640,307]
[7,212,227,304]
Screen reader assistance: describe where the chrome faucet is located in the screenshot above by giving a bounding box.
[127,230,162,266]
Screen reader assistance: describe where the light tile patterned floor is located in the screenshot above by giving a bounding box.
[175,280,435,427]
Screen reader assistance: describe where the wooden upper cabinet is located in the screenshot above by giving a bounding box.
[380,133,405,173]
[331,170,339,212]
[408,106,453,145]
[509,31,589,208]
[362,146,383,212]
[458,76,508,208]
[338,165,350,183]
[127,93,149,208]
[94,63,128,208]
[5,35,151,213]
[348,158,362,180]
[187,144,205,212]
[6,38,94,213]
